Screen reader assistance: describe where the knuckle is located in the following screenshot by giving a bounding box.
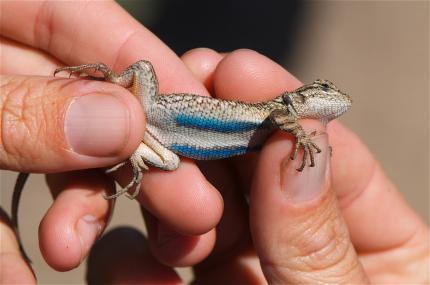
[292,214,351,271]
[0,76,67,170]
[264,206,357,280]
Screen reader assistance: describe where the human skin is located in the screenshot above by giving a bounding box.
[1,1,428,284]
[0,1,221,282]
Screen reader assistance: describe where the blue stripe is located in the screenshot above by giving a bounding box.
[175,114,259,132]
[170,144,248,159]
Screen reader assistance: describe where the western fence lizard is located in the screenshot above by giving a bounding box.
[12,60,352,261]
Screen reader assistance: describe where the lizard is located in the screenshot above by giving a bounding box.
[11,60,352,262]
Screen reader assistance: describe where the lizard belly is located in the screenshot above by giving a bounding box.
[146,107,274,160]
[147,124,274,160]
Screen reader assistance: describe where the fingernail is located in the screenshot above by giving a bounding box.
[77,215,103,262]
[65,94,130,156]
[281,134,329,203]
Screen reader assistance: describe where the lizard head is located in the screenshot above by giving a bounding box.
[281,79,352,123]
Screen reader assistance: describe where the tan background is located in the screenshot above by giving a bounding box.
[1,1,428,283]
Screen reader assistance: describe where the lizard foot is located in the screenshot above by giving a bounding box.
[103,157,148,200]
[269,110,324,171]
[291,130,322,172]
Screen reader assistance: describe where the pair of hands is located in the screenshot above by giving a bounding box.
[1,1,428,284]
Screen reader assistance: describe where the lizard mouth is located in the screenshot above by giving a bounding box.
[292,93,352,121]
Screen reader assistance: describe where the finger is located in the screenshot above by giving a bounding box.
[38,170,114,271]
[86,227,182,284]
[203,49,365,282]
[251,129,369,283]
[96,48,223,236]
[117,160,224,235]
[0,208,36,284]
[0,75,144,172]
[106,50,224,237]
[2,1,226,244]
[1,1,225,238]
[143,210,216,267]
[181,48,223,93]
[193,161,267,284]
[213,49,302,102]
[181,48,253,253]
[180,49,268,283]
[175,48,254,268]
[0,1,208,96]
[0,37,60,76]
[328,122,427,251]
[208,49,426,252]
[211,49,303,192]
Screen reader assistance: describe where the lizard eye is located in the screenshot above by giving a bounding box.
[319,81,333,92]
[321,86,330,92]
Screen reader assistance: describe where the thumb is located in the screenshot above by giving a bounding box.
[250,121,369,284]
[0,75,144,172]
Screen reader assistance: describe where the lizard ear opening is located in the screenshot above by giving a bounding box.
[282,93,299,115]
[282,93,293,106]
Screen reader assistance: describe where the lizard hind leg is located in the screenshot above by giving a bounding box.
[123,133,181,198]
[103,154,148,200]
[103,138,180,200]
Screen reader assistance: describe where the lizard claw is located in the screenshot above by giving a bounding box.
[105,161,127,173]
[103,156,148,200]
[291,131,322,172]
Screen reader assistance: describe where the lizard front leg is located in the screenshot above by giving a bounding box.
[269,109,322,171]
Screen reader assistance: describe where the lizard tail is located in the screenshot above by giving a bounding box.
[11,172,32,264]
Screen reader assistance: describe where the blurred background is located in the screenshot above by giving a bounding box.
[1,0,428,283]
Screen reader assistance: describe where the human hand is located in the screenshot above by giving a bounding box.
[0,2,222,283]
[84,49,428,284]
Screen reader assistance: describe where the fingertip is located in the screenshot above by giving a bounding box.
[326,121,376,195]
[181,48,223,92]
[137,161,224,235]
[250,121,368,283]
[280,131,330,204]
[39,209,82,271]
[59,78,146,161]
[0,76,145,172]
[40,171,113,270]
[252,120,328,205]
[328,121,426,251]
[64,88,144,158]
[144,212,216,267]
[213,49,302,101]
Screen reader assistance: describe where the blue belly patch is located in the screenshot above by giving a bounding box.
[170,144,248,159]
[175,114,259,132]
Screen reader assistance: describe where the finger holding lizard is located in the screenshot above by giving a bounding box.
[0,0,222,277]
